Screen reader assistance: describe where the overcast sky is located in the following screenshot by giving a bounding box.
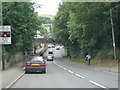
[31,0,62,15]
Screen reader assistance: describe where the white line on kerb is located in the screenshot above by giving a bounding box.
[89,80,107,89]
[68,70,74,74]
[75,73,85,79]
[6,71,25,88]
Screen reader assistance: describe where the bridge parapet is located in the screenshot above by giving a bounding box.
[34,38,54,44]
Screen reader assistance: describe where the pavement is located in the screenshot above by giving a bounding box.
[91,65,119,74]
[0,61,24,89]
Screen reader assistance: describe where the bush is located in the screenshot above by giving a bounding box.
[96,49,113,60]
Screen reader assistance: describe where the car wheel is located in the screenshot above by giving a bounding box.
[25,71,29,74]
[43,69,46,73]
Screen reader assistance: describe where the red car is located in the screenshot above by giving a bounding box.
[25,56,46,73]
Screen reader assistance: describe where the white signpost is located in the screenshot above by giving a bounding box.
[0,26,11,44]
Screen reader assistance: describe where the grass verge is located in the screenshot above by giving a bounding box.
[69,58,119,69]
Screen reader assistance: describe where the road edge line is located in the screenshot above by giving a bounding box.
[6,71,25,88]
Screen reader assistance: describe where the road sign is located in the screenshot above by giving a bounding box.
[0,26,11,44]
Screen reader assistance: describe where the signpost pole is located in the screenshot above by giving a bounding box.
[0,1,5,70]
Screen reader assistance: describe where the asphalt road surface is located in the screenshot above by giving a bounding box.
[10,47,118,89]
[11,61,100,88]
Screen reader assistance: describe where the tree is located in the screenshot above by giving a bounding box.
[53,2,120,59]
[2,2,42,56]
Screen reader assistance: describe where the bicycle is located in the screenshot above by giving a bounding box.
[86,58,91,65]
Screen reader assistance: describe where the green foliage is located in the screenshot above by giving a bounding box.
[52,3,70,45]
[38,26,48,35]
[37,16,52,36]
[2,2,42,57]
[38,16,52,24]
[53,2,120,60]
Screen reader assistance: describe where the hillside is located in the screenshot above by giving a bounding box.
[38,14,55,20]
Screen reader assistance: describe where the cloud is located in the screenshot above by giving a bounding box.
[32,0,62,15]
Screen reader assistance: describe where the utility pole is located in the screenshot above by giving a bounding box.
[49,24,52,32]
[110,9,117,60]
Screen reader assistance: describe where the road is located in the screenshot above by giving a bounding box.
[10,47,118,89]
[11,61,99,88]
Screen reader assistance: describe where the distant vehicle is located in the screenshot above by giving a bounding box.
[56,46,60,50]
[48,46,51,48]
[52,45,55,48]
[48,44,53,48]
[47,56,54,61]
[25,56,46,73]
[48,50,53,54]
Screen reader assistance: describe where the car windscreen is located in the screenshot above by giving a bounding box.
[48,56,52,58]
[31,57,43,62]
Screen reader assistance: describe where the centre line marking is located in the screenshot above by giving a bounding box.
[89,80,107,89]
[75,73,85,79]
[63,68,67,70]
[68,70,74,74]
[57,65,60,66]
[59,66,62,68]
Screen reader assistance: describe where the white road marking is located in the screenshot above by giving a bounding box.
[75,73,85,79]
[89,80,107,89]
[22,67,25,70]
[54,63,57,65]
[53,60,108,89]
[53,61,56,64]
[53,61,59,66]
[6,71,25,88]
[63,68,67,70]
[59,66,62,68]
[53,61,57,65]
[57,65,60,66]
[68,70,74,74]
